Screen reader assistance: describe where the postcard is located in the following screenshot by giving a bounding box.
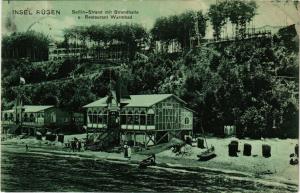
[1,0,299,192]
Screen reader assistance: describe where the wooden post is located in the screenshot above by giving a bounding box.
[145,111,148,130]
[96,110,99,130]
[134,132,136,146]
[144,132,147,148]
[138,109,141,130]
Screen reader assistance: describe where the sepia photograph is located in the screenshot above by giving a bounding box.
[1,0,299,192]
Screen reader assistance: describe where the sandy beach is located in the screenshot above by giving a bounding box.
[1,135,299,186]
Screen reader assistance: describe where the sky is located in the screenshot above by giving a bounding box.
[1,0,300,41]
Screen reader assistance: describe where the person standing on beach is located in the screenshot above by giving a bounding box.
[75,140,78,152]
[25,144,29,152]
[71,140,75,152]
[78,141,82,152]
[127,145,132,160]
[124,143,128,158]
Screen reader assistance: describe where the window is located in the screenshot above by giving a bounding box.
[147,114,154,125]
[140,111,146,125]
[97,111,103,124]
[158,111,163,123]
[134,111,139,124]
[147,109,155,125]
[9,113,14,121]
[24,113,28,122]
[185,117,190,125]
[88,114,93,124]
[92,111,97,123]
[103,110,108,124]
[127,111,133,124]
[4,113,8,121]
[30,113,35,122]
[121,114,126,124]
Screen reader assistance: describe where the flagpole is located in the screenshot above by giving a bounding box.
[18,77,25,133]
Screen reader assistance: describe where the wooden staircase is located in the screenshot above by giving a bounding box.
[85,129,119,151]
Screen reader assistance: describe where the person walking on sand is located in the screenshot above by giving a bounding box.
[127,145,132,160]
[78,140,82,152]
[75,140,79,152]
[71,140,75,152]
[124,143,128,158]
[25,144,29,152]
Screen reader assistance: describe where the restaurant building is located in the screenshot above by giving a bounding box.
[83,94,194,147]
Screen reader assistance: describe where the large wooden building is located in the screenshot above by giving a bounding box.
[83,94,193,148]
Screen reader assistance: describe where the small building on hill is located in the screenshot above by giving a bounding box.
[48,43,87,61]
[83,94,194,148]
[48,41,130,61]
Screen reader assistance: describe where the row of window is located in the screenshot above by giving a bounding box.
[88,114,155,125]
[2,113,14,121]
[51,48,84,54]
[87,115,190,129]
[2,113,45,122]
[50,53,127,61]
[88,110,151,115]
[88,114,108,125]
[50,55,81,60]
[51,49,128,55]
[121,114,154,125]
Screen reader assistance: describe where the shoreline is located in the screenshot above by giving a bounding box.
[1,139,299,187]
[1,143,251,177]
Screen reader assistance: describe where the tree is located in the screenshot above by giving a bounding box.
[56,59,76,78]
[2,31,50,61]
[208,0,257,39]
[227,0,257,38]
[208,4,226,39]
[63,24,148,60]
[151,10,207,50]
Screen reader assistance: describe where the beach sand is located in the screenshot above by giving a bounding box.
[1,135,298,185]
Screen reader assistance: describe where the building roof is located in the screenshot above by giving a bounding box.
[2,105,54,113]
[83,97,109,108]
[23,105,54,113]
[183,106,196,113]
[2,109,14,113]
[83,94,186,108]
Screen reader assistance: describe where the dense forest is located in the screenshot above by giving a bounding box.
[1,1,299,138]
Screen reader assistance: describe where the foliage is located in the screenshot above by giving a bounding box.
[2,31,49,61]
[208,4,227,39]
[151,10,207,49]
[63,24,148,59]
[208,0,257,39]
